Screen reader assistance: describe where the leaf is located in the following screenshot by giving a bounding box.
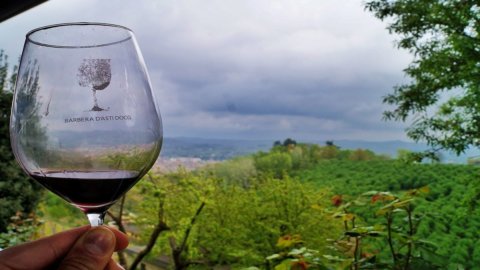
[266,254,282,260]
[342,213,355,222]
[381,199,400,209]
[274,260,292,270]
[417,247,449,266]
[367,231,384,237]
[352,199,366,206]
[418,186,430,194]
[276,234,302,249]
[345,231,361,237]
[332,211,345,218]
[393,198,414,208]
[334,239,355,251]
[361,191,379,196]
[322,254,347,262]
[376,206,391,216]
[288,247,307,256]
[415,239,439,248]
[382,194,396,201]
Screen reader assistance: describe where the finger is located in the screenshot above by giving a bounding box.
[108,228,129,251]
[0,226,90,270]
[0,226,128,270]
[104,258,125,270]
[58,226,116,270]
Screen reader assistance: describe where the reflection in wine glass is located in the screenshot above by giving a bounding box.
[78,59,112,111]
[10,22,162,226]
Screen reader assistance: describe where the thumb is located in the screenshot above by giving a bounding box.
[58,226,116,270]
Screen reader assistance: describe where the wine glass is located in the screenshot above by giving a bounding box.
[9,22,162,226]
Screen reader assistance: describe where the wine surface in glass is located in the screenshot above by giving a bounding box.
[30,170,140,213]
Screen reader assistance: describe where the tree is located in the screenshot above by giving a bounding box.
[348,148,375,161]
[0,51,43,234]
[325,140,335,147]
[282,138,296,147]
[321,145,340,160]
[365,0,480,155]
[254,151,292,178]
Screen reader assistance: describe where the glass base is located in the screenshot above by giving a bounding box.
[87,212,106,227]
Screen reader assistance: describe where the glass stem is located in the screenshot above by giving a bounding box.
[87,212,106,227]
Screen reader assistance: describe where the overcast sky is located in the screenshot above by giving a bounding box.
[0,0,413,142]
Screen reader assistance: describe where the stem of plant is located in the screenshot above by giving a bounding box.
[354,236,360,270]
[405,207,413,270]
[344,209,350,231]
[386,213,397,264]
[351,216,359,270]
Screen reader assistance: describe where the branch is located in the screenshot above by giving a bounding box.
[179,202,206,254]
[129,192,170,270]
[106,195,128,268]
[404,207,414,270]
[386,213,397,263]
[129,219,170,270]
[170,202,206,270]
[353,236,360,270]
[106,195,127,233]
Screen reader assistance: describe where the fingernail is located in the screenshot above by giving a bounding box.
[83,227,115,255]
[117,262,126,270]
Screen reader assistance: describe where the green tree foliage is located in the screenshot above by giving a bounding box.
[320,145,340,160]
[0,51,43,235]
[207,156,257,187]
[365,0,480,155]
[255,140,389,175]
[348,149,376,161]
[254,151,293,178]
[129,165,340,268]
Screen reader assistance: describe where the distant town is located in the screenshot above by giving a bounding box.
[154,157,216,173]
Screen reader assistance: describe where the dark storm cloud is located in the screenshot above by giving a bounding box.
[179,76,399,130]
[0,0,412,141]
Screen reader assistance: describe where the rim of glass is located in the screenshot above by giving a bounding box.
[26,22,133,49]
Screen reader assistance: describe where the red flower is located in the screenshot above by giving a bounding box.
[291,260,309,270]
[362,252,374,258]
[371,194,381,203]
[331,195,342,207]
[371,193,395,203]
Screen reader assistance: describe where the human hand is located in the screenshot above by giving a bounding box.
[0,225,129,270]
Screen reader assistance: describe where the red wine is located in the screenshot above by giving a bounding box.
[30,170,141,213]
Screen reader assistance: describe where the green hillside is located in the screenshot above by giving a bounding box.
[300,160,480,268]
[9,141,480,269]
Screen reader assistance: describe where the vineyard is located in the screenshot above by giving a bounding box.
[2,142,480,269]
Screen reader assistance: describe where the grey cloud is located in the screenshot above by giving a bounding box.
[1,0,413,141]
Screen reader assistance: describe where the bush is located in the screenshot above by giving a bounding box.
[128,168,341,268]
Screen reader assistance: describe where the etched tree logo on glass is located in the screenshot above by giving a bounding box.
[77,59,111,111]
